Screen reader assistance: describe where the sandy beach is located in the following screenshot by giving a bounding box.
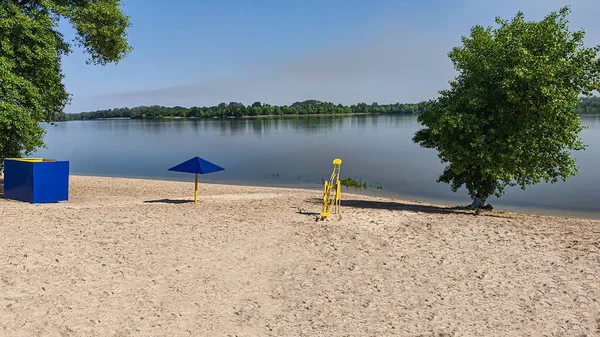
[0,176,599,336]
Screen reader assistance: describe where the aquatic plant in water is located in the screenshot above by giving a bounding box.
[324,177,383,191]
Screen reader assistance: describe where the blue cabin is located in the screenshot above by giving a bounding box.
[3,158,69,204]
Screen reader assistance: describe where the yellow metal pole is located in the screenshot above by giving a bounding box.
[337,163,341,214]
[194,173,199,204]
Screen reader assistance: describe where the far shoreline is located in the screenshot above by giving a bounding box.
[57,112,399,122]
[57,111,600,122]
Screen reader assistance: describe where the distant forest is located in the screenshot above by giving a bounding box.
[577,96,600,113]
[58,100,427,120]
[58,96,600,121]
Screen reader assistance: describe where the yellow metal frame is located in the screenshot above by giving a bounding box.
[5,158,55,162]
[320,158,342,218]
[194,173,199,204]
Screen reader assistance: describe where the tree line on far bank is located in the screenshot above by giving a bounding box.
[57,100,427,121]
[578,96,600,113]
[57,96,600,121]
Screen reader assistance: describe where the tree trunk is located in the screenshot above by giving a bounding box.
[471,197,485,208]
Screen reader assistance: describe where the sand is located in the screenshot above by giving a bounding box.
[0,176,599,336]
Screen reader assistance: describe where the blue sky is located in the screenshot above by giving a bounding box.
[60,0,600,113]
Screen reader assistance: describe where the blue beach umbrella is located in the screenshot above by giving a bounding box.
[168,156,225,203]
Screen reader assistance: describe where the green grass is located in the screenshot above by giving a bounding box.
[319,177,384,191]
[369,182,383,190]
[340,177,367,190]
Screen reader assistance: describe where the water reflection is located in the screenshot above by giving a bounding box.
[74,115,398,139]
[581,114,600,130]
[37,114,600,217]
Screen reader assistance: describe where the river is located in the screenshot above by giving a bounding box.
[35,114,600,218]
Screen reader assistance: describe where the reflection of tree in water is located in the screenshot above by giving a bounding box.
[242,115,395,137]
[137,120,167,135]
[213,119,247,137]
[350,115,368,129]
[115,114,418,139]
[251,119,280,139]
[288,116,345,134]
[392,115,415,127]
[169,120,187,133]
[581,114,600,129]
[230,117,344,138]
[87,119,132,134]
[136,119,191,135]
[365,114,415,127]
[371,116,379,128]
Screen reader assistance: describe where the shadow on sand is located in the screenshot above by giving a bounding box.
[144,199,194,205]
[341,199,463,215]
[294,207,321,217]
[306,197,489,217]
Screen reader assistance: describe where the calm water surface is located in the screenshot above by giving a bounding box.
[36,115,600,218]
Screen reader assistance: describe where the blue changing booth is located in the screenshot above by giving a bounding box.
[3,158,69,203]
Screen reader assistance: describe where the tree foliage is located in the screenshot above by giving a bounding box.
[0,0,131,166]
[57,100,427,120]
[413,6,600,204]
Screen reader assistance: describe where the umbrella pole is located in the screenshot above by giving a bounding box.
[194,173,199,204]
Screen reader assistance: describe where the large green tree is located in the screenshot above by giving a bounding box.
[0,0,131,167]
[413,6,600,207]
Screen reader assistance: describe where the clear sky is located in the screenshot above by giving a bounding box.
[60,0,600,113]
